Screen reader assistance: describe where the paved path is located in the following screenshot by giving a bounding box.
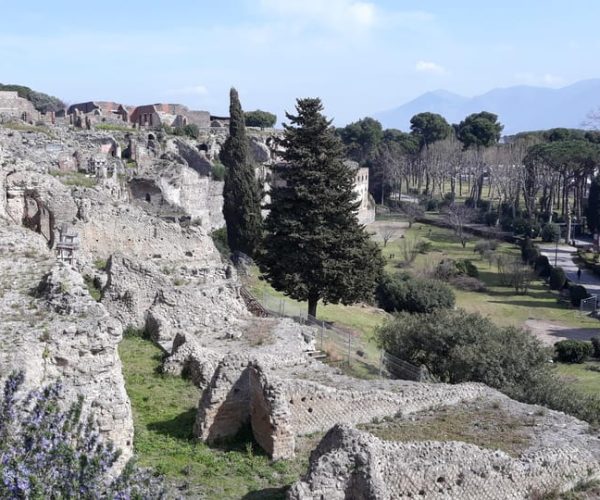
[538,243,600,296]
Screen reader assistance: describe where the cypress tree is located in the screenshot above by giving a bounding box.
[259,98,384,317]
[220,87,263,257]
[587,176,600,235]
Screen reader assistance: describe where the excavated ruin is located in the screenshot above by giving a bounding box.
[0,122,599,498]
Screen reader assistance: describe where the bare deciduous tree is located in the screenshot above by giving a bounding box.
[444,203,475,248]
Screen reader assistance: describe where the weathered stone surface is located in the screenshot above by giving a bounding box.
[288,423,600,500]
[0,225,133,462]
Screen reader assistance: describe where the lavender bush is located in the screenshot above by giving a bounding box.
[0,371,164,499]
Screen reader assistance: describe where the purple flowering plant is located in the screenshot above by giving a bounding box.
[0,371,165,499]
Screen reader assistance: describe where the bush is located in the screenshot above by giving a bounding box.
[0,372,165,499]
[211,162,226,181]
[375,273,455,314]
[554,339,592,363]
[375,309,549,387]
[455,259,479,278]
[435,258,478,280]
[512,218,540,237]
[569,284,590,307]
[474,239,498,256]
[592,336,600,358]
[449,275,487,292]
[210,228,229,257]
[549,267,567,290]
[541,223,560,243]
[483,211,498,226]
[376,310,600,425]
[419,195,440,211]
[534,255,551,278]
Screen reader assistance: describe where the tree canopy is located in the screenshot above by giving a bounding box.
[244,109,277,128]
[338,117,383,163]
[259,98,384,317]
[455,111,503,149]
[220,88,263,257]
[409,112,451,150]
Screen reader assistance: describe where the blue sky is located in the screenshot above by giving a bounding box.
[2,0,600,125]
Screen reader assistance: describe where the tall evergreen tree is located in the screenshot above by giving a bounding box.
[220,88,263,257]
[259,98,384,317]
[587,176,600,235]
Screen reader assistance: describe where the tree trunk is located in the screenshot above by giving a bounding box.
[308,296,318,318]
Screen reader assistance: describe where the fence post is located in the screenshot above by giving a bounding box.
[320,321,324,351]
[347,333,351,366]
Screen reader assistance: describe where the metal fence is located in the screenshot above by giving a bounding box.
[245,287,428,381]
[580,295,599,315]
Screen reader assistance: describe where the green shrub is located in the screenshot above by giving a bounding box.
[520,237,534,260]
[375,309,548,387]
[455,259,479,278]
[473,239,498,256]
[512,218,540,237]
[435,258,478,280]
[554,339,592,363]
[375,273,455,314]
[541,223,560,243]
[211,162,226,181]
[534,255,551,278]
[123,325,147,339]
[569,284,590,307]
[376,310,600,425]
[549,267,567,290]
[592,336,600,358]
[210,227,229,257]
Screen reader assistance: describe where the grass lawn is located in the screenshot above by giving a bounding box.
[245,267,388,377]
[119,336,313,499]
[385,222,600,330]
[554,361,600,396]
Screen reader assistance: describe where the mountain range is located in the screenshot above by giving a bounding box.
[374,79,600,135]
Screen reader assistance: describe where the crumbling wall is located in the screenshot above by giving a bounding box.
[288,424,600,500]
[249,365,295,460]
[194,355,251,443]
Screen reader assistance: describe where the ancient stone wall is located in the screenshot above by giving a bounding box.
[289,424,600,500]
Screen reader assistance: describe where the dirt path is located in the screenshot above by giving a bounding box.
[524,319,598,346]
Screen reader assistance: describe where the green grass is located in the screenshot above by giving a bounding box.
[245,269,388,378]
[119,336,311,499]
[49,170,97,188]
[95,123,131,132]
[359,399,534,458]
[554,361,600,395]
[2,121,55,137]
[386,222,600,330]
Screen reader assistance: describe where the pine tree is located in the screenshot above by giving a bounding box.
[220,87,262,257]
[259,98,384,317]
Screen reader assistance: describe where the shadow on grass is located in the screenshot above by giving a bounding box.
[242,487,287,500]
[488,299,565,308]
[147,408,196,441]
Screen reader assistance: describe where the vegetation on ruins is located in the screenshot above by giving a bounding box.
[244,109,277,128]
[259,98,384,317]
[0,372,164,499]
[220,87,263,257]
[0,83,65,113]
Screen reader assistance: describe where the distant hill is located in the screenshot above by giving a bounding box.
[375,79,600,135]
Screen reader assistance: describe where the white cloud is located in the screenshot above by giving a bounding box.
[259,0,378,31]
[415,60,446,75]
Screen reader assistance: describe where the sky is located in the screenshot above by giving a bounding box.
[2,0,600,126]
